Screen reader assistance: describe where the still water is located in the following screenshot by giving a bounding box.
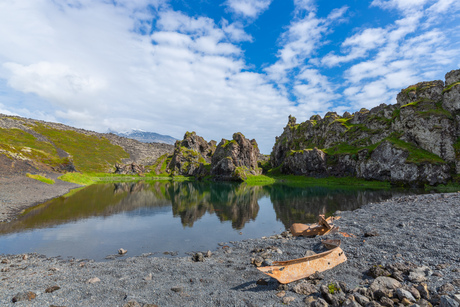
[0,181,420,261]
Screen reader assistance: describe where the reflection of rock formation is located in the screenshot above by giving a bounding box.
[0,182,172,234]
[168,182,267,229]
[268,185,418,229]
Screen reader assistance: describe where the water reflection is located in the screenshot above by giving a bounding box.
[0,181,419,236]
[0,181,424,259]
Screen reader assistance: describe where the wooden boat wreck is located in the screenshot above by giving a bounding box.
[290,215,340,237]
[257,239,347,284]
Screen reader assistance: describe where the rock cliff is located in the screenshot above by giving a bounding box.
[164,132,261,181]
[211,132,262,181]
[168,132,216,177]
[271,69,460,186]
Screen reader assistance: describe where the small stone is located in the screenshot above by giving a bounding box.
[396,289,416,303]
[343,295,362,307]
[368,265,391,278]
[365,301,383,307]
[192,252,204,262]
[49,267,60,272]
[118,248,128,255]
[293,281,317,295]
[417,283,430,300]
[452,279,460,287]
[381,296,395,307]
[256,279,268,286]
[276,290,286,298]
[205,250,212,258]
[433,272,443,277]
[308,271,324,280]
[275,248,283,254]
[453,294,460,304]
[143,273,153,281]
[282,296,296,304]
[252,256,264,267]
[401,298,412,305]
[45,286,60,293]
[12,292,36,303]
[438,283,455,294]
[408,287,421,300]
[171,287,183,293]
[263,259,274,266]
[305,296,316,306]
[436,263,449,270]
[1,267,9,272]
[123,300,142,307]
[313,298,330,307]
[277,284,289,291]
[364,230,380,237]
[440,295,459,307]
[408,272,427,283]
[369,277,402,293]
[87,277,101,284]
[1,259,9,264]
[418,299,433,307]
[305,250,317,257]
[354,293,371,305]
[22,254,28,260]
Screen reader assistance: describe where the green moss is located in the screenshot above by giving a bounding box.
[26,173,55,184]
[454,137,460,159]
[328,283,340,294]
[442,81,460,94]
[386,137,445,164]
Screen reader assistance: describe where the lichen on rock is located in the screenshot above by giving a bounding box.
[270,68,460,186]
[211,132,262,181]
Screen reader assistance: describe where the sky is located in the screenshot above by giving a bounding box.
[0,0,459,154]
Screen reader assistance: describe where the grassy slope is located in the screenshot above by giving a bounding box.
[0,119,130,173]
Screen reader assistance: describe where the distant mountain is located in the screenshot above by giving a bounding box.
[114,129,178,145]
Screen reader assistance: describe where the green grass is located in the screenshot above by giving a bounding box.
[260,173,391,189]
[386,137,445,164]
[0,128,69,168]
[58,173,97,185]
[32,124,130,173]
[26,173,55,184]
[442,81,460,94]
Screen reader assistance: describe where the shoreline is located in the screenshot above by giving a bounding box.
[0,183,458,306]
[0,174,81,222]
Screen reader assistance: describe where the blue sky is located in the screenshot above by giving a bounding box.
[0,0,459,153]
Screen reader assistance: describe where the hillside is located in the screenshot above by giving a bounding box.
[270,69,460,186]
[0,114,174,175]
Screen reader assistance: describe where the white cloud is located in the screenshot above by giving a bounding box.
[0,0,294,153]
[371,0,431,12]
[225,0,272,18]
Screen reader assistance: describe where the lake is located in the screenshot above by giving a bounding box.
[0,181,421,261]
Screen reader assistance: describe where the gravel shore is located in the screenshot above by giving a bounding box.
[0,179,459,306]
[0,174,81,222]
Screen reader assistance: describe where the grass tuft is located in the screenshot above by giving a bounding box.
[26,173,55,184]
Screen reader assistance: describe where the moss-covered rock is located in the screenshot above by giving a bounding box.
[168,132,215,177]
[270,69,460,186]
[211,132,261,181]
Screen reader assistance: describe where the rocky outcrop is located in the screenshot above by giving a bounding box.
[211,132,262,181]
[168,132,216,177]
[114,162,145,175]
[271,69,460,186]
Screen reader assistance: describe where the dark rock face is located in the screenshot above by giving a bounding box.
[168,132,216,177]
[115,162,145,175]
[271,69,460,186]
[211,132,262,181]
